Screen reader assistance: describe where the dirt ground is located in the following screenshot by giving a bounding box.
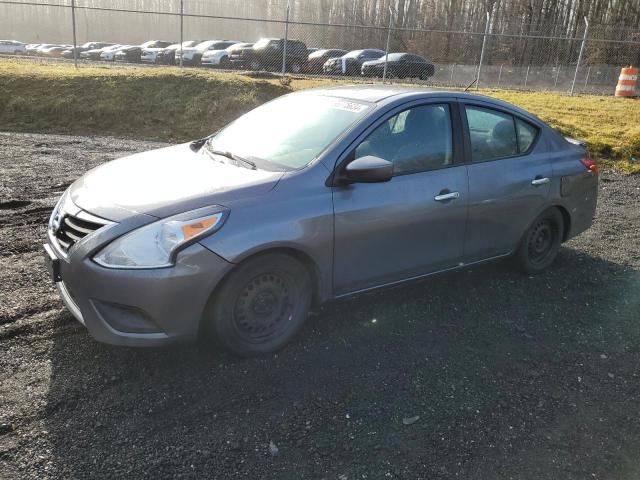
[1,132,639,480]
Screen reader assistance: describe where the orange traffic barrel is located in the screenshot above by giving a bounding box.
[615,66,638,97]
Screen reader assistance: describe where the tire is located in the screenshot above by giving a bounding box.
[419,70,430,81]
[514,208,564,274]
[219,56,230,69]
[205,253,312,357]
[289,61,301,74]
[249,59,262,71]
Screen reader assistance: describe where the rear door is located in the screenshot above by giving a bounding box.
[332,100,468,295]
[461,101,551,263]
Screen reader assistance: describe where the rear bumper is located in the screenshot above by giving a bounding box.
[45,233,234,347]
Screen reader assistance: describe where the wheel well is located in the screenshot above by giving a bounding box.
[553,205,572,242]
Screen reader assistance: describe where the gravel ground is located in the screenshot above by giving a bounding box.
[1,132,639,480]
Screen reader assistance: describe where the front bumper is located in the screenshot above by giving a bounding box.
[45,222,233,347]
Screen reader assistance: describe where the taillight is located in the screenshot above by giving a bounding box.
[580,157,600,174]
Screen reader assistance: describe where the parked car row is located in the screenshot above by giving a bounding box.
[4,37,436,79]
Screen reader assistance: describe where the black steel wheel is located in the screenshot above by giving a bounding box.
[515,208,564,274]
[205,253,312,356]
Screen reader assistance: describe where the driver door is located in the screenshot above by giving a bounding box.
[332,101,468,295]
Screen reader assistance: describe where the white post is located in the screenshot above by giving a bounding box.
[281,2,290,77]
[382,6,394,83]
[583,65,591,91]
[497,64,503,87]
[524,64,530,88]
[179,0,184,68]
[570,16,589,96]
[554,65,560,88]
[71,0,78,68]
[476,11,490,90]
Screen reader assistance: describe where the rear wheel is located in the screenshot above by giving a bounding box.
[219,56,230,69]
[289,61,302,74]
[249,59,262,71]
[205,253,312,357]
[419,69,430,80]
[514,208,564,274]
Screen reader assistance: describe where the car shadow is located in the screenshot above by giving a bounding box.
[44,247,640,479]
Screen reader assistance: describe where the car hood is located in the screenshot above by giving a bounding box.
[202,49,226,57]
[143,47,165,53]
[361,59,385,67]
[70,143,284,221]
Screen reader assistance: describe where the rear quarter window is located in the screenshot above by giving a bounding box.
[515,118,539,153]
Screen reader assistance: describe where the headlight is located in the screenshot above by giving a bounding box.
[93,206,228,269]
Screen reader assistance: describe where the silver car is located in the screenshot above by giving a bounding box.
[44,87,599,356]
[0,40,26,55]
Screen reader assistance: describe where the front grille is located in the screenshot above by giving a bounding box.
[52,212,106,254]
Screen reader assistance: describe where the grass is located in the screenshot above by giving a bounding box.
[1,59,639,173]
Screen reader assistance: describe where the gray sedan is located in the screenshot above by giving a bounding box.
[44,87,599,356]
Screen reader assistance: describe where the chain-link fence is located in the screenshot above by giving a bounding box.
[1,0,639,95]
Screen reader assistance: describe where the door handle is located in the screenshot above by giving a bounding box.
[531,177,550,186]
[434,191,460,202]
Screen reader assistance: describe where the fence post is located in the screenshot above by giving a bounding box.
[179,0,184,68]
[554,65,560,89]
[71,0,78,68]
[450,63,455,85]
[570,16,589,96]
[583,65,591,91]
[281,1,290,77]
[524,64,530,88]
[382,6,394,83]
[476,11,490,90]
[497,64,503,87]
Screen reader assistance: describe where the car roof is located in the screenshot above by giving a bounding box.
[300,85,542,122]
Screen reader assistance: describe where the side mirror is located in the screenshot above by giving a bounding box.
[344,156,393,183]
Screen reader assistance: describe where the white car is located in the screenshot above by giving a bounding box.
[101,45,129,61]
[201,42,249,68]
[0,40,26,55]
[175,40,240,66]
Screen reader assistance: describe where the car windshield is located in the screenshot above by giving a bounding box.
[385,53,405,61]
[207,94,372,171]
[253,38,274,49]
[195,40,216,50]
[344,50,364,58]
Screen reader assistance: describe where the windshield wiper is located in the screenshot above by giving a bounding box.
[207,148,257,170]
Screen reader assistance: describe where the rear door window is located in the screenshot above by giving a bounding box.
[465,106,518,162]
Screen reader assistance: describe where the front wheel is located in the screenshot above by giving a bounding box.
[514,208,564,274]
[204,253,312,356]
[249,59,262,71]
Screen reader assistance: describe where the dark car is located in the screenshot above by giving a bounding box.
[323,49,386,76]
[361,52,435,80]
[229,37,308,73]
[62,42,114,59]
[114,46,143,63]
[44,86,599,356]
[307,48,348,73]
